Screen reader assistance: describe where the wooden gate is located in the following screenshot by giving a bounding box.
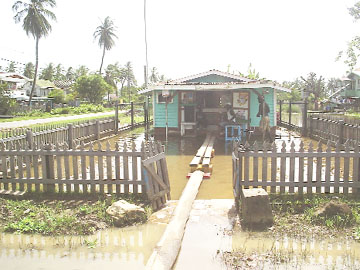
[142,140,171,210]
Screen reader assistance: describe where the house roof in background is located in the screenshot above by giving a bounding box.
[140,69,291,94]
[35,80,56,89]
[170,69,256,84]
[0,72,30,84]
[54,80,73,89]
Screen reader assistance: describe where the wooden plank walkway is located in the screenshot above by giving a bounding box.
[189,134,216,174]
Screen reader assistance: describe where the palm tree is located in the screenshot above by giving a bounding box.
[93,16,118,74]
[12,0,56,104]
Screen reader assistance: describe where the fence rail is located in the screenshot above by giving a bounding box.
[309,115,360,147]
[232,140,360,200]
[0,139,169,210]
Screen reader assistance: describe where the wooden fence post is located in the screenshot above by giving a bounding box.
[95,120,100,140]
[339,120,344,144]
[144,101,147,125]
[279,100,282,123]
[131,101,134,129]
[68,124,74,149]
[115,102,119,134]
[26,129,33,149]
[302,101,308,136]
[44,144,55,193]
[289,101,292,126]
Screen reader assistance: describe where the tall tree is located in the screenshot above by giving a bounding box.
[301,72,326,110]
[337,2,360,70]
[54,63,65,80]
[74,65,89,79]
[65,67,75,81]
[93,16,118,74]
[23,62,35,78]
[12,0,57,104]
[149,67,159,83]
[40,62,55,80]
[74,74,110,104]
[6,61,17,73]
[124,61,137,101]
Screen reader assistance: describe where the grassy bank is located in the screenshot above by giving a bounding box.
[269,194,360,239]
[0,104,112,123]
[0,194,150,236]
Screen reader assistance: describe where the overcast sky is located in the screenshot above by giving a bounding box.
[0,0,359,84]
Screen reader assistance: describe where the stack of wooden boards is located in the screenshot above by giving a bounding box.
[188,134,216,178]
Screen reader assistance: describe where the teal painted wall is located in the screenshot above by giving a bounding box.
[185,74,242,83]
[154,91,179,128]
[249,89,274,127]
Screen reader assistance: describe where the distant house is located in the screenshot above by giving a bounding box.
[0,72,30,90]
[23,79,57,97]
[54,79,73,95]
[140,69,291,137]
[339,70,360,99]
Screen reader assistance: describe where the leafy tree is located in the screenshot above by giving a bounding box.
[40,63,55,80]
[104,62,127,97]
[12,0,57,104]
[74,65,89,79]
[149,67,159,83]
[6,62,16,73]
[300,72,327,110]
[0,83,16,114]
[280,79,302,102]
[74,74,111,104]
[123,61,137,101]
[48,88,65,103]
[238,63,264,80]
[65,67,75,81]
[337,2,360,70]
[23,62,35,78]
[54,64,65,81]
[349,2,360,20]
[93,16,118,74]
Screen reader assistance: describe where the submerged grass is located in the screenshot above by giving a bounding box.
[226,194,360,269]
[0,193,150,236]
[269,194,360,239]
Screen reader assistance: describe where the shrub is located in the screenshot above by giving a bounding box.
[48,89,65,104]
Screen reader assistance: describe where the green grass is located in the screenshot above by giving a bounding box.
[0,104,113,123]
[269,194,360,238]
[0,193,150,236]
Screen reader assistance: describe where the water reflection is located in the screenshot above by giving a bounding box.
[232,230,360,269]
[0,223,166,270]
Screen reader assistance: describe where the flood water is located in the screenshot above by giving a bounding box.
[232,230,360,270]
[0,223,166,270]
[1,126,360,269]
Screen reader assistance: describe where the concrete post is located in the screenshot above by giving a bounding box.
[339,120,345,144]
[309,116,313,138]
[68,124,74,149]
[95,120,100,140]
[26,129,33,149]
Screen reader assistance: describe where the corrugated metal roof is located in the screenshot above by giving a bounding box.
[169,69,256,84]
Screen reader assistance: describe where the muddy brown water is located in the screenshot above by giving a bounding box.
[0,223,166,270]
[1,127,360,269]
